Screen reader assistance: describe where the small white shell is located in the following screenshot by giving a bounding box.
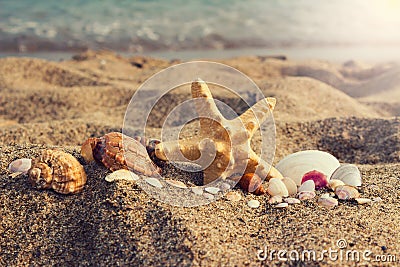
[330,164,362,187]
[282,177,298,196]
[320,193,331,199]
[297,191,316,200]
[205,187,220,194]
[298,180,315,192]
[203,193,214,200]
[248,199,260,208]
[318,196,338,208]
[268,195,283,204]
[105,169,139,182]
[267,178,289,197]
[276,150,340,185]
[372,197,382,203]
[8,158,32,173]
[191,187,203,195]
[284,198,301,204]
[145,178,163,188]
[275,203,289,208]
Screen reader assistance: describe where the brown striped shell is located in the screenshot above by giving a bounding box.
[28,150,87,194]
[81,132,161,177]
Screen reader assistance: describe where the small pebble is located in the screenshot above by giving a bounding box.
[203,193,214,200]
[284,198,300,204]
[355,198,372,205]
[268,195,283,204]
[205,187,220,194]
[275,203,289,208]
[145,178,163,188]
[247,199,260,208]
[191,187,203,195]
[165,179,187,188]
[225,191,242,202]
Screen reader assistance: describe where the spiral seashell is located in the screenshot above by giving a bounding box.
[81,132,161,177]
[330,164,362,187]
[28,150,87,194]
[235,173,266,195]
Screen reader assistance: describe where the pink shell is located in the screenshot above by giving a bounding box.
[301,170,328,190]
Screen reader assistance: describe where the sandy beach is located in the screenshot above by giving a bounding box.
[0,50,399,266]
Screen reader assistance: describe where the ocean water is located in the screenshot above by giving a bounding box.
[1,0,400,57]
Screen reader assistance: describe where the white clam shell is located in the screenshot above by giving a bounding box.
[335,185,360,200]
[275,203,289,208]
[282,177,298,196]
[247,199,260,208]
[318,196,338,208]
[284,198,301,204]
[355,198,372,205]
[268,195,283,204]
[225,191,242,201]
[8,158,32,173]
[297,191,316,200]
[330,164,362,187]
[298,180,315,192]
[276,150,340,185]
[105,169,139,182]
[328,179,345,191]
[267,178,289,197]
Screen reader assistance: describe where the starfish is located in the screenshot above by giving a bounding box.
[154,79,283,193]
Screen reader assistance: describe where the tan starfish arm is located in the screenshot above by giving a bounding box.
[191,79,226,132]
[245,154,283,180]
[155,137,202,161]
[237,97,276,137]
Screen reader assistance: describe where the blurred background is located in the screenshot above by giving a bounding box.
[1,0,400,61]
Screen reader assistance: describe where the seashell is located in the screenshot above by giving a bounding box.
[355,198,372,205]
[317,196,338,208]
[81,132,161,177]
[335,185,360,200]
[238,173,265,195]
[267,178,289,197]
[105,169,139,182]
[225,191,242,201]
[328,179,345,191]
[165,179,187,188]
[268,195,283,204]
[372,197,382,203]
[297,191,316,200]
[205,187,220,194]
[203,193,214,200]
[275,203,289,208]
[276,150,340,185]
[9,158,32,173]
[145,177,163,188]
[320,193,331,199]
[301,170,328,190]
[298,180,315,192]
[219,182,232,191]
[28,150,87,194]
[191,187,203,195]
[330,164,362,187]
[282,177,297,196]
[247,199,260,208]
[284,198,300,204]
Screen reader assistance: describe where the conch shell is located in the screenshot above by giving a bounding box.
[28,150,87,194]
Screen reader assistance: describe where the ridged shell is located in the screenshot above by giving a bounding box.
[330,164,362,187]
[81,132,161,177]
[267,178,289,197]
[28,150,87,194]
[282,177,298,196]
[275,150,340,185]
